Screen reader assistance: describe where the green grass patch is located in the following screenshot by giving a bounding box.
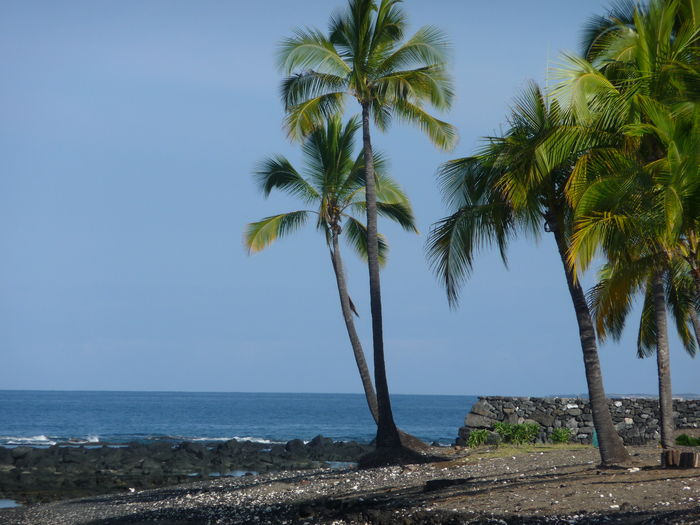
[676,434,700,446]
[551,427,572,444]
[467,429,490,448]
[493,422,540,445]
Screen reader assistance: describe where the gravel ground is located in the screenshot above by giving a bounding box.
[2,445,700,524]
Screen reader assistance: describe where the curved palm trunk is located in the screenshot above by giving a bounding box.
[651,270,675,449]
[551,219,630,465]
[361,102,401,449]
[329,231,379,424]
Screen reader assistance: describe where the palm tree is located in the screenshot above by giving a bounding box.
[589,257,698,447]
[245,115,417,427]
[279,0,456,449]
[426,83,631,465]
[558,0,700,449]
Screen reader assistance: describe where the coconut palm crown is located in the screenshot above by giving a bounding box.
[245,116,416,260]
[278,0,456,148]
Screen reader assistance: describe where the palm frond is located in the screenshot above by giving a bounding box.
[637,280,658,358]
[284,92,346,140]
[376,64,454,109]
[344,216,388,266]
[281,71,348,110]
[377,25,450,75]
[245,211,311,253]
[254,156,319,202]
[427,199,514,307]
[278,28,351,76]
[392,98,457,150]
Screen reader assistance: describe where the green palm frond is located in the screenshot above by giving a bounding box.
[392,98,457,151]
[665,259,699,356]
[376,202,417,232]
[377,25,450,76]
[278,28,351,76]
[351,201,417,232]
[569,210,649,274]
[553,54,619,121]
[348,167,417,232]
[376,65,454,109]
[566,148,632,208]
[282,71,348,110]
[368,0,406,59]
[342,150,389,198]
[637,280,658,358]
[245,211,311,253]
[581,0,637,59]
[284,92,347,140]
[254,156,319,203]
[427,198,515,307]
[344,216,388,266]
[301,115,359,194]
[588,257,651,342]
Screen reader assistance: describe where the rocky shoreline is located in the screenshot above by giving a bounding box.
[0,436,372,505]
[3,445,700,524]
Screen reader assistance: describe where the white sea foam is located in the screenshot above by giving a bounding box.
[232,436,281,445]
[87,435,100,443]
[170,436,282,445]
[2,435,57,446]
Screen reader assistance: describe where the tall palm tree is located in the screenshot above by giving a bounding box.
[245,116,417,426]
[427,83,631,465]
[279,0,456,449]
[558,0,700,449]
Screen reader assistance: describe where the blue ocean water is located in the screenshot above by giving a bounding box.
[0,391,475,447]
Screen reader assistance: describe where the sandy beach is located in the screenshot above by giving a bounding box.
[2,444,699,524]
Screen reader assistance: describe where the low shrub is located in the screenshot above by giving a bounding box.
[551,427,571,444]
[467,429,490,448]
[493,422,540,445]
[676,434,700,446]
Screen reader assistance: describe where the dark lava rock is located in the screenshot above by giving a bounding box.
[308,435,334,448]
[285,439,307,456]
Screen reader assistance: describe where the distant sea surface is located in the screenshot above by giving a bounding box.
[0,391,476,447]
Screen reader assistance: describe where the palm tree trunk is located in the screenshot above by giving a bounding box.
[550,219,630,465]
[361,101,401,449]
[651,270,675,449]
[329,231,379,424]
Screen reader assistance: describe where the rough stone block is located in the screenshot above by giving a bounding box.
[470,400,497,417]
[465,413,496,429]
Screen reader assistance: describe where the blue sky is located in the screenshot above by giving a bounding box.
[1,0,698,396]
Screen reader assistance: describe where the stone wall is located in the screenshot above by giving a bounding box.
[457,397,700,446]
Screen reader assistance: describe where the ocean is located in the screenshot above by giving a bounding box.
[0,391,476,448]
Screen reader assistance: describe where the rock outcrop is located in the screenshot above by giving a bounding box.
[0,436,371,504]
